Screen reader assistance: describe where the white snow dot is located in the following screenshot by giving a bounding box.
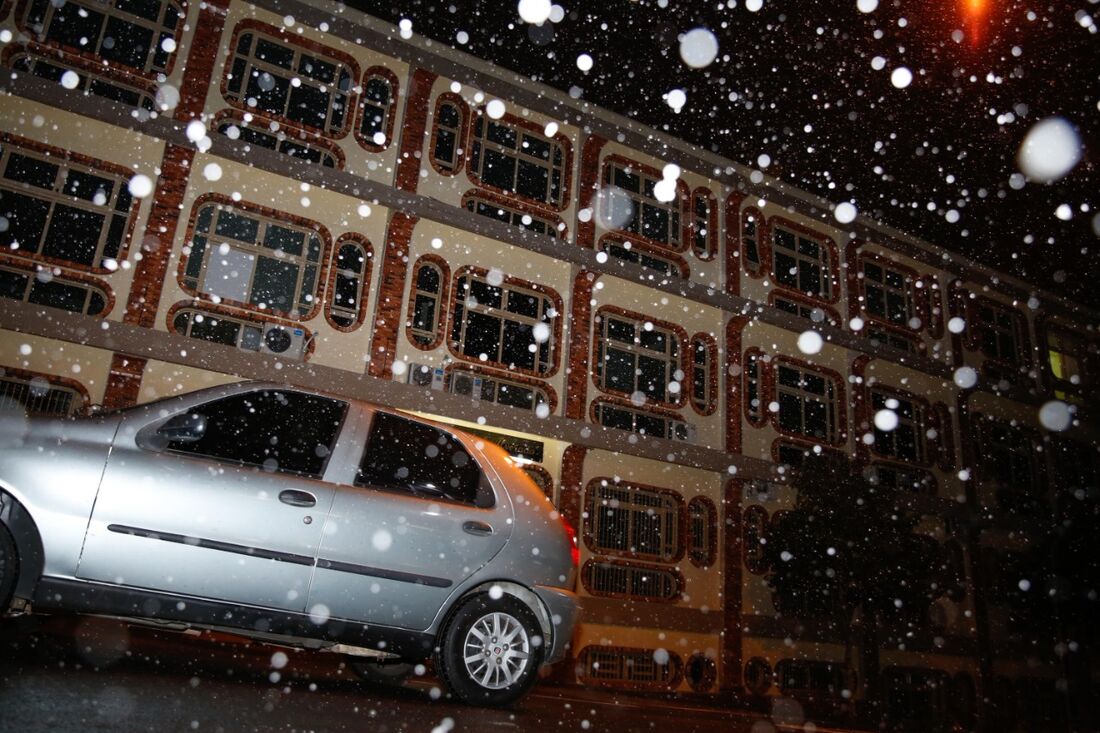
[431,237,443,250]
[270,651,288,669]
[60,70,80,89]
[874,409,899,432]
[533,322,551,343]
[544,121,559,137]
[652,648,670,665]
[871,56,886,71]
[0,29,12,43]
[679,28,719,69]
[185,119,207,143]
[128,174,154,198]
[390,360,408,377]
[517,0,552,24]
[535,403,550,419]
[797,330,824,355]
[945,209,960,224]
[160,36,176,53]
[202,163,222,182]
[486,99,506,119]
[953,366,978,389]
[357,204,372,218]
[1038,401,1072,432]
[746,0,763,11]
[488,584,504,600]
[857,0,878,12]
[630,391,646,407]
[455,30,469,44]
[371,529,392,551]
[668,381,681,395]
[576,53,593,72]
[849,317,865,331]
[1017,117,1081,183]
[662,163,681,181]
[891,67,913,88]
[947,317,966,334]
[1018,579,1031,592]
[155,84,180,111]
[665,88,687,113]
[780,550,793,562]
[486,267,504,286]
[373,131,386,146]
[653,178,677,203]
[757,154,771,169]
[308,604,330,624]
[19,344,32,356]
[398,18,413,39]
[1055,204,1072,221]
[834,201,857,224]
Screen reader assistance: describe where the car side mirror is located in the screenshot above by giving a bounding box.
[157,413,206,443]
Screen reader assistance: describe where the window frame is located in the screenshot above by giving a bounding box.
[577,645,683,691]
[580,558,684,603]
[973,414,1045,512]
[689,332,718,416]
[600,156,688,251]
[596,234,688,280]
[0,259,113,316]
[213,111,344,169]
[168,303,315,361]
[858,254,920,331]
[740,205,765,277]
[429,92,470,175]
[867,385,931,466]
[447,266,562,378]
[742,504,769,575]
[590,398,695,442]
[583,477,685,563]
[770,356,845,446]
[466,109,571,210]
[221,21,359,139]
[592,306,686,408]
[0,365,89,416]
[691,187,718,261]
[686,496,717,568]
[445,363,556,414]
[768,219,839,303]
[8,51,158,111]
[324,234,372,331]
[406,254,450,350]
[354,65,399,152]
[965,295,1028,369]
[462,191,566,239]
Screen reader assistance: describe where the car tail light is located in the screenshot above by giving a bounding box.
[559,515,579,569]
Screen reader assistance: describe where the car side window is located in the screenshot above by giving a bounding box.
[356,412,486,506]
[164,390,347,479]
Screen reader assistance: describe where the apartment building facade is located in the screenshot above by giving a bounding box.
[0,0,1095,729]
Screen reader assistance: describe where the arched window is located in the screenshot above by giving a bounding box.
[743,504,769,575]
[692,188,717,260]
[687,496,717,568]
[326,238,371,330]
[357,68,397,150]
[431,97,468,174]
[407,257,446,348]
[741,207,763,276]
[690,333,717,415]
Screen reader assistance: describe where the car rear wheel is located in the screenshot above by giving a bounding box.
[0,522,18,611]
[436,593,542,706]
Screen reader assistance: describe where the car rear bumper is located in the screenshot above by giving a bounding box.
[532,585,578,664]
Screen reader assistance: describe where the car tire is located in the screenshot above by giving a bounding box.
[0,521,18,611]
[436,592,543,706]
[349,658,415,687]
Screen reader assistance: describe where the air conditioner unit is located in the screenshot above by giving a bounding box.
[407,362,445,390]
[259,323,309,361]
[670,420,697,444]
[449,371,483,400]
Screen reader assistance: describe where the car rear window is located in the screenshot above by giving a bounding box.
[356,412,488,506]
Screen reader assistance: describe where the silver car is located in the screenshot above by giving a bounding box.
[0,381,578,705]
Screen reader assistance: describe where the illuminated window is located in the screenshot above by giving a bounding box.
[469,115,566,206]
[772,226,832,299]
[224,29,354,135]
[602,161,680,246]
[586,480,681,561]
[181,202,325,318]
[450,272,557,375]
[0,139,136,269]
[1046,328,1092,398]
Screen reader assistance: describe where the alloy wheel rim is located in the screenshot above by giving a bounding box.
[462,611,531,690]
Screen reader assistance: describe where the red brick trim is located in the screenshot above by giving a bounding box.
[462,188,568,239]
[446,265,564,379]
[0,254,115,316]
[765,215,841,305]
[690,186,719,262]
[175,192,332,322]
[220,19,361,139]
[767,291,842,327]
[595,233,688,278]
[428,91,470,176]
[576,134,608,249]
[175,0,229,121]
[404,253,450,351]
[12,0,187,80]
[353,65,400,152]
[576,645,683,691]
[688,331,718,417]
[724,191,747,294]
[209,109,347,169]
[0,131,142,276]
[601,153,690,253]
[323,233,373,332]
[721,477,744,693]
[590,305,689,410]
[394,68,438,192]
[565,270,599,419]
[686,495,718,568]
[580,557,684,603]
[725,315,749,453]
[764,354,848,447]
[0,363,91,412]
[165,300,316,361]
[464,108,574,212]
[558,444,587,532]
[582,476,686,563]
[101,354,146,409]
[441,362,559,414]
[742,346,769,430]
[367,211,417,378]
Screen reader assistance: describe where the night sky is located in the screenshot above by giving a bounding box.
[350,0,1097,311]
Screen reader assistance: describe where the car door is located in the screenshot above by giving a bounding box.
[307,409,512,631]
[77,386,349,613]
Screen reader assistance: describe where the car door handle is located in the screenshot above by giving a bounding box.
[279,490,317,508]
[462,520,493,536]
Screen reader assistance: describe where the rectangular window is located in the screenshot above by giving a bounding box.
[871,390,926,463]
[21,0,182,75]
[450,272,556,375]
[0,371,82,415]
[865,326,917,353]
[0,264,108,316]
[1046,328,1090,397]
[595,312,680,403]
[10,53,157,111]
[598,240,680,279]
[979,419,1041,511]
[469,116,566,206]
[0,140,135,269]
[182,203,323,318]
[583,561,681,601]
[775,360,840,443]
[587,481,680,560]
[593,401,693,442]
[465,197,559,237]
[225,29,353,135]
[432,101,463,171]
[603,162,680,246]
[772,226,832,299]
[579,646,679,688]
[863,259,915,327]
[448,368,549,412]
[975,301,1024,366]
[217,119,339,168]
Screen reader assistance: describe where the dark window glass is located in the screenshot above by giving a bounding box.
[356,411,485,506]
[165,390,346,479]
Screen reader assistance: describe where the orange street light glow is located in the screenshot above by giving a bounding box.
[963,0,990,46]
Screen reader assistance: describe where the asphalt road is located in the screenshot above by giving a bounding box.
[0,615,835,733]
